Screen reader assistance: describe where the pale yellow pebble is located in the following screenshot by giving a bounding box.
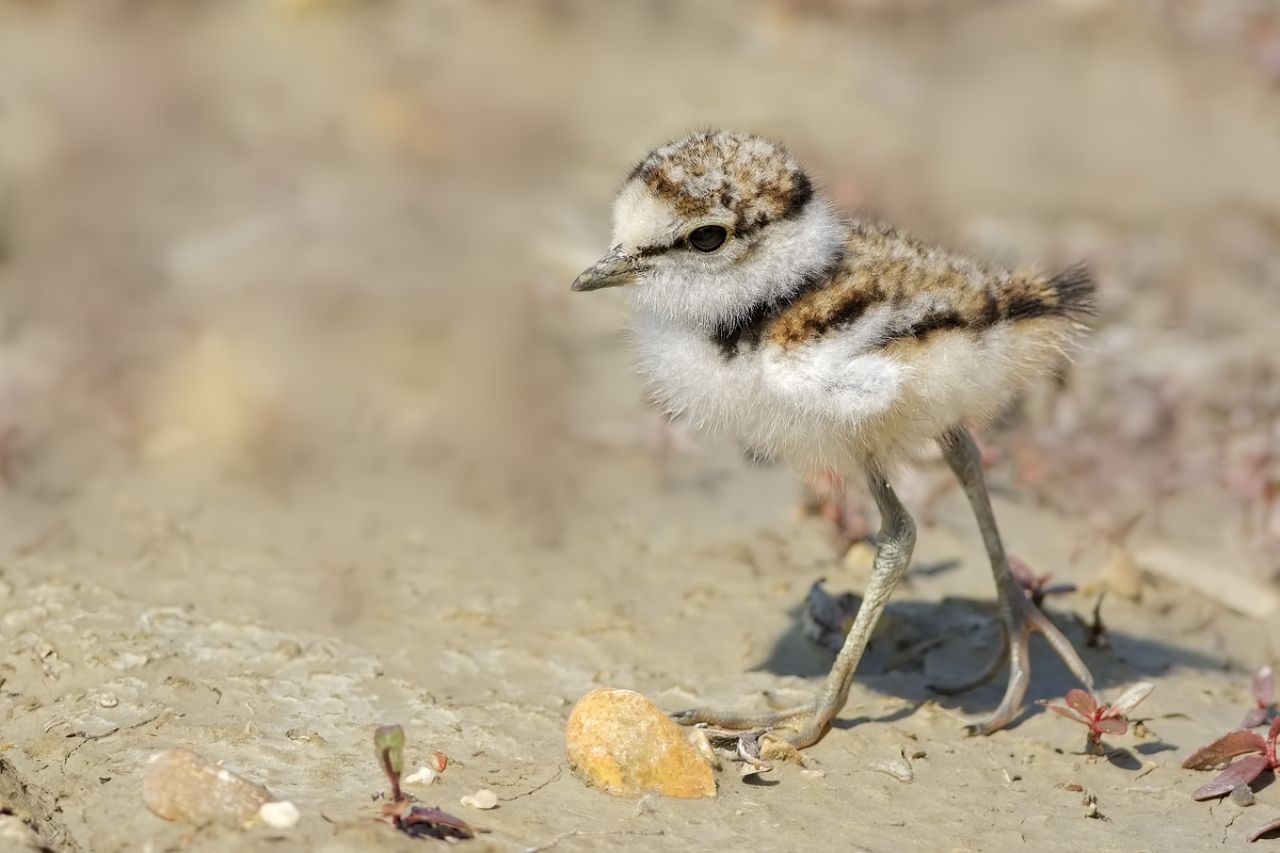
[565,688,716,799]
[842,541,877,576]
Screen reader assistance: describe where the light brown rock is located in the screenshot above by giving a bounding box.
[142,748,273,827]
[565,688,716,799]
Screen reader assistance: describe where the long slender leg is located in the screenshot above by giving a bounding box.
[672,465,915,748]
[934,426,1094,734]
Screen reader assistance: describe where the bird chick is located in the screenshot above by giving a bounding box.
[572,129,1095,746]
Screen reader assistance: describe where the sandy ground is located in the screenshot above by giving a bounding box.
[2,1,1280,851]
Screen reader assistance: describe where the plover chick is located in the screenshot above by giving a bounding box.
[572,130,1095,746]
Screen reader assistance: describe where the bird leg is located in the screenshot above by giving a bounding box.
[929,426,1094,734]
[672,466,915,748]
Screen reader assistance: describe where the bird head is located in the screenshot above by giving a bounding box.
[572,130,844,328]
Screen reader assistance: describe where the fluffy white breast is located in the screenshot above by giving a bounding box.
[630,308,909,474]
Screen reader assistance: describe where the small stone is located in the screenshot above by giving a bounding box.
[868,758,914,783]
[565,688,716,799]
[142,748,272,826]
[284,728,325,745]
[0,814,43,850]
[459,789,498,810]
[98,694,119,709]
[843,541,877,575]
[257,800,301,828]
[1232,784,1256,807]
[403,766,438,786]
[686,728,721,771]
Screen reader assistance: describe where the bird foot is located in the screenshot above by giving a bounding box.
[929,590,1094,735]
[671,701,828,750]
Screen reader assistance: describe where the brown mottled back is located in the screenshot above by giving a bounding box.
[767,219,1094,350]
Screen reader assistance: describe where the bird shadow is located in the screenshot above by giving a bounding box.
[751,583,1227,733]
[1104,747,1143,771]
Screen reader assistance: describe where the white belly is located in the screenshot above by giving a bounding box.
[630,310,868,473]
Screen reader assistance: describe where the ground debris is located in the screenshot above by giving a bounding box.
[141,748,272,827]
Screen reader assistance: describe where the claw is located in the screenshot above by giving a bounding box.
[669,702,824,748]
[930,590,1094,735]
[965,595,1094,734]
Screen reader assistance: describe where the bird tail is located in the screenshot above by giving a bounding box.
[1003,264,1096,323]
[1045,263,1097,319]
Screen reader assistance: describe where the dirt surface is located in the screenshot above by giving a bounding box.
[2,2,1280,851]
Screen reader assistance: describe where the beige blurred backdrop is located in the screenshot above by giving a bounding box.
[3,0,1278,569]
[3,2,1280,850]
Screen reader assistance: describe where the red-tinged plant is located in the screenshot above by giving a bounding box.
[1009,555,1077,608]
[1242,665,1275,728]
[1038,683,1153,755]
[374,724,475,841]
[1182,717,1280,801]
[1249,817,1280,844]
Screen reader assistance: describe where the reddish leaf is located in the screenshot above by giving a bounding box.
[1095,718,1128,735]
[1183,730,1267,770]
[1065,689,1098,718]
[1243,707,1269,729]
[1254,666,1275,706]
[1248,816,1280,843]
[1045,703,1088,725]
[399,805,475,841]
[1192,754,1270,801]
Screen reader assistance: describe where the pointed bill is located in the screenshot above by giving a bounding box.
[571,245,649,292]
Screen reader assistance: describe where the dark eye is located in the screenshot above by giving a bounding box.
[687,225,728,253]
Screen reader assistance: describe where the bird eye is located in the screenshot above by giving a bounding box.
[687,225,728,253]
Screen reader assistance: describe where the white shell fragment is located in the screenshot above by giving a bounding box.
[459,789,499,810]
[686,728,721,771]
[867,758,914,783]
[257,800,302,829]
[403,766,439,786]
[142,748,272,826]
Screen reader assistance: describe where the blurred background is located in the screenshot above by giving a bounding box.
[1,1,1280,847]
[3,0,1278,580]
